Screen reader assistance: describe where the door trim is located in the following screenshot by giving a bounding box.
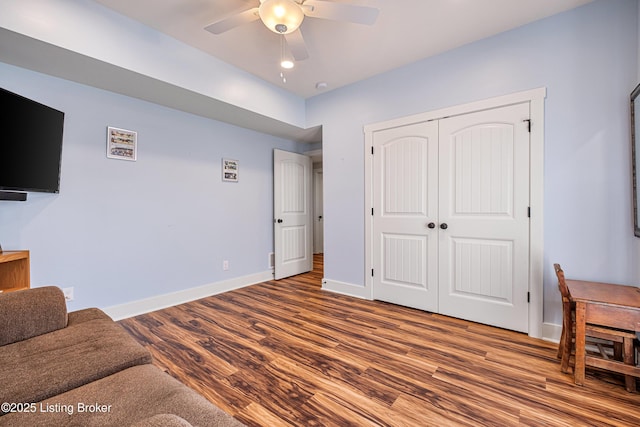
[364,87,546,338]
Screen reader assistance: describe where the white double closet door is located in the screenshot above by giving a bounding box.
[372,103,531,333]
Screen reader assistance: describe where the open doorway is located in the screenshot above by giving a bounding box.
[303,146,323,255]
[313,168,323,254]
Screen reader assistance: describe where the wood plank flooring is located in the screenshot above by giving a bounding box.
[119,255,640,426]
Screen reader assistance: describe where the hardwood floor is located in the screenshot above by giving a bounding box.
[119,255,640,426]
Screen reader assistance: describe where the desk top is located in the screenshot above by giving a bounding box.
[567,279,640,309]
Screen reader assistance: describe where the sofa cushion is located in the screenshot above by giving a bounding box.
[67,307,113,326]
[0,318,152,409]
[130,414,194,427]
[0,286,67,346]
[0,364,246,427]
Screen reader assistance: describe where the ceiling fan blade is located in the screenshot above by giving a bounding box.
[204,7,260,34]
[302,1,379,25]
[284,29,309,61]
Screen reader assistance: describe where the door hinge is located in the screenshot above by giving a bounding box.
[523,119,531,132]
[371,269,374,277]
[527,207,531,218]
[527,292,530,303]
[371,146,374,155]
[371,208,374,216]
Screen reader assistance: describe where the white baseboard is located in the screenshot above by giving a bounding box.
[542,322,562,343]
[321,278,369,299]
[322,277,563,343]
[104,270,274,321]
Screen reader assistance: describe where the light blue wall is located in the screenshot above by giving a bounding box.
[306,0,640,325]
[0,62,302,311]
[0,0,306,128]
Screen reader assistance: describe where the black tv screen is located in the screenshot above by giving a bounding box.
[0,87,65,194]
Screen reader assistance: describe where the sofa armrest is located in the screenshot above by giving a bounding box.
[0,286,68,346]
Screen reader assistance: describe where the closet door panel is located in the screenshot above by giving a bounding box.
[438,103,530,333]
[372,121,439,312]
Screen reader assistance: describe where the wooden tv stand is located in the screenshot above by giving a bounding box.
[0,250,30,293]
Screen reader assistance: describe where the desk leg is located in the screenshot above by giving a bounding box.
[623,337,636,392]
[574,301,586,386]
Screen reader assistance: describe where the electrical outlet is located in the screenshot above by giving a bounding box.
[223,260,229,271]
[62,287,74,301]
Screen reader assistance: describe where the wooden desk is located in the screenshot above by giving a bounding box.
[567,279,640,390]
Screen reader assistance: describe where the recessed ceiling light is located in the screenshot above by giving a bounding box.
[280,60,294,69]
[315,81,328,90]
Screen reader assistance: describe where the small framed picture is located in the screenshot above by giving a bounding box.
[107,126,137,161]
[222,158,239,182]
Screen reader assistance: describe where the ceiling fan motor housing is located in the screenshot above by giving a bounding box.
[259,0,304,34]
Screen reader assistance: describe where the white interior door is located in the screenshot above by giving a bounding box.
[274,149,313,280]
[371,121,439,312]
[370,103,531,332]
[438,103,530,332]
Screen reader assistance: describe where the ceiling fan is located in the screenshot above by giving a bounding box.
[204,0,380,62]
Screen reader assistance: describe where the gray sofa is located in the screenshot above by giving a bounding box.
[0,286,245,427]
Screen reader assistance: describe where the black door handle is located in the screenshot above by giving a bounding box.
[440,223,448,230]
[276,219,283,223]
[427,222,436,229]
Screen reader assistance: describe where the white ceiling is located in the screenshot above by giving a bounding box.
[94,0,593,99]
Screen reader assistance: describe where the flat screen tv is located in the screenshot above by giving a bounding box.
[0,87,65,195]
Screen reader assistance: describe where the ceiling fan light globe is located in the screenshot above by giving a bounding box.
[259,0,304,34]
